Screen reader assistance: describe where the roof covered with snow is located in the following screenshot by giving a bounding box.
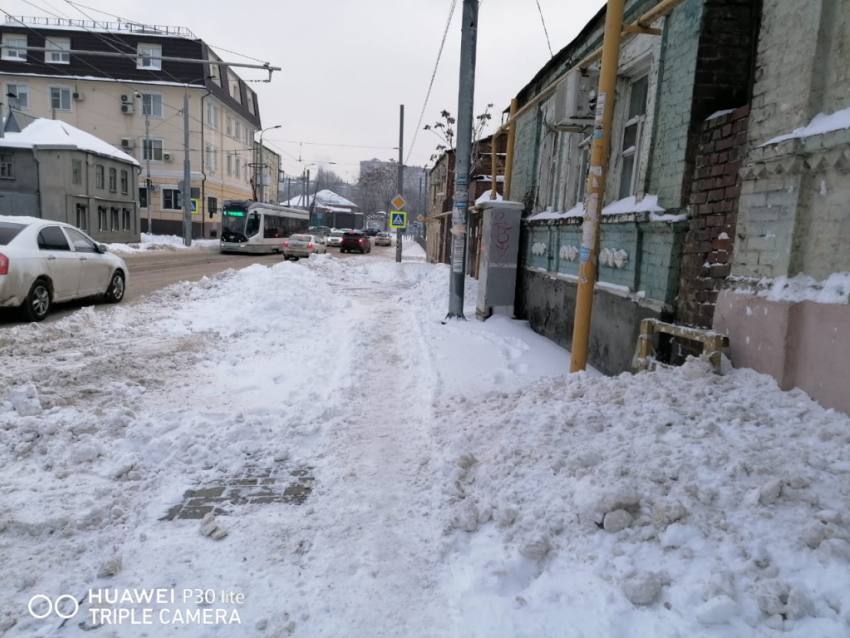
[0,118,139,166]
[282,189,358,209]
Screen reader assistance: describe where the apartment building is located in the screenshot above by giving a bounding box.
[0,15,263,238]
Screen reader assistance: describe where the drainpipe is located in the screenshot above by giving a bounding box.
[199,83,211,238]
[503,99,518,199]
[33,148,42,218]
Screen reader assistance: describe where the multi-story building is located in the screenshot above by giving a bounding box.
[0,15,263,238]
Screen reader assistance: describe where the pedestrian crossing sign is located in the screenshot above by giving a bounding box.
[190,198,199,214]
[390,211,407,229]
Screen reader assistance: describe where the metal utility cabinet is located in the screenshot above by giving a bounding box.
[476,200,524,320]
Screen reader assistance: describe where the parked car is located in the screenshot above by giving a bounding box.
[374,232,392,247]
[340,231,372,254]
[364,227,380,237]
[326,231,344,248]
[284,234,327,260]
[308,226,331,237]
[0,216,128,322]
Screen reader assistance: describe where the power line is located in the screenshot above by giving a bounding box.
[263,138,398,151]
[534,0,554,58]
[405,0,457,165]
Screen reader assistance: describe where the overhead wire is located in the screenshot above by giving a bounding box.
[534,0,555,58]
[405,0,457,165]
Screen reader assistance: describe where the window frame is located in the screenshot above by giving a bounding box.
[162,187,182,212]
[616,72,650,201]
[5,82,29,109]
[72,158,82,185]
[97,206,108,231]
[136,43,162,70]
[141,138,165,162]
[0,152,13,179]
[48,85,72,112]
[206,101,219,130]
[1,35,27,61]
[75,203,88,231]
[139,92,163,118]
[110,207,120,232]
[120,169,129,194]
[108,167,117,193]
[95,164,105,189]
[45,37,71,64]
[122,209,131,231]
[37,226,72,251]
[205,144,217,173]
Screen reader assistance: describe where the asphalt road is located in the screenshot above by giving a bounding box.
[0,244,396,327]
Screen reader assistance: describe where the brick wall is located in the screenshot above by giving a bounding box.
[676,106,749,331]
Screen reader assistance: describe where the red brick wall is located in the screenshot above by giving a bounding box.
[676,105,750,329]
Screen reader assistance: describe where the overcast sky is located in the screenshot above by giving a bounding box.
[3,0,606,181]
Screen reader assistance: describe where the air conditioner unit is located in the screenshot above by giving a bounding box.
[121,104,134,115]
[554,69,600,127]
[163,153,173,162]
[120,138,133,149]
[121,94,131,103]
[72,91,84,101]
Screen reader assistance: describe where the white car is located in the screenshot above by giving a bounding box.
[326,231,344,248]
[0,216,129,322]
[283,234,327,259]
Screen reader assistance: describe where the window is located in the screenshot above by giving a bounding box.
[140,93,163,118]
[75,204,88,230]
[576,135,591,204]
[207,196,218,217]
[206,101,219,130]
[49,87,72,111]
[246,90,256,115]
[162,188,181,211]
[139,186,148,209]
[65,227,97,252]
[95,165,104,189]
[142,139,164,162]
[6,83,28,109]
[228,70,242,103]
[226,116,232,137]
[226,152,233,176]
[111,208,119,231]
[618,74,649,201]
[235,121,242,141]
[209,61,221,86]
[246,128,254,147]
[0,153,13,179]
[98,207,108,231]
[205,144,217,172]
[1,35,27,61]
[45,37,70,64]
[122,209,131,231]
[235,156,241,178]
[120,170,129,194]
[72,159,82,185]
[108,168,117,192]
[245,212,260,237]
[37,226,70,251]
[137,44,162,70]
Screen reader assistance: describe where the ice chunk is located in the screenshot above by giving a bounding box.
[603,510,633,533]
[9,385,42,417]
[621,572,664,605]
[696,596,738,625]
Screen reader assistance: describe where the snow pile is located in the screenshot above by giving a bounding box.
[735,273,850,305]
[432,358,850,636]
[107,233,219,253]
[397,263,478,313]
[526,195,677,222]
[763,106,850,146]
[475,190,503,205]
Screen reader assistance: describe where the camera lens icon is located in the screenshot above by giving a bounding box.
[28,595,80,620]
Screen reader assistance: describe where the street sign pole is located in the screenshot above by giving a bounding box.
[396,104,404,263]
[447,0,479,319]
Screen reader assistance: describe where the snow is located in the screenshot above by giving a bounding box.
[281,189,358,209]
[0,118,138,166]
[736,273,850,305]
[707,109,736,121]
[106,233,219,253]
[762,106,850,146]
[475,190,503,205]
[1,251,849,637]
[526,195,672,222]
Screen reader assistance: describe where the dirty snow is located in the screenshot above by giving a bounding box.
[1,250,849,637]
[106,233,220,253]
[734,273,850,305]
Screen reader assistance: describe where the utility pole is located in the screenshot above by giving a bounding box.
[570,0,625,372]
[144,101,152,234]
[182,92,192,247]
[447,0,479,319]
[396,104,404,263]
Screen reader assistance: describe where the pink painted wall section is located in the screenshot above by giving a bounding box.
[715,291,850,415]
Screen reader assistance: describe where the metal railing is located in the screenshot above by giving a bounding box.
[3,15,196,39]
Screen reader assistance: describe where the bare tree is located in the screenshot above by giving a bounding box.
[358,160,398,214]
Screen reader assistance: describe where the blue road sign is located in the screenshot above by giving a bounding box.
[390,211,408,229]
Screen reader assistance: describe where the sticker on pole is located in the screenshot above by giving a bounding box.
[390,211,408,229]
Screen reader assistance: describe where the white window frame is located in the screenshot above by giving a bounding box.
[235,155,241,179]
[226,152,233,176]
[139,92,163,118]
[617,73,650,201]
[226,115,233,137]
[141,137,165,162]
[5,82,29,110]
[162,187,182,211]
[247,90,256,115]
[235,120,242,141]
[136,44,162,70]
[206,101,219,130]
[1,35,27,61]
[245,128,254,147]
[205,144,217,173]
[45,37,70,64]
[48,85,72,112]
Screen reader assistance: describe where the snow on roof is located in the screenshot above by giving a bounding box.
[1,118,139,166]
[282,190,358,209]
[526,195,678,222]
[762,106,850,146]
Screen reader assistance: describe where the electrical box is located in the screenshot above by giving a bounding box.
[121,104,134,115]
[554,70,600,126]
[72,91,84,101]
[120,138,133,148]
[476,200,525,321]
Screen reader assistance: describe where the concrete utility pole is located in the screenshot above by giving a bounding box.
[182,92,192,247]
[396,104,404,263]
[447,0,479,319]
[569,0,625,372]
[258,125,281,203]
[143,100,151,234]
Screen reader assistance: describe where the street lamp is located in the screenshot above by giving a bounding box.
[258,125,282,203]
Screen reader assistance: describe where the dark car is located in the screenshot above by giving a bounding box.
[364,227,380,237]
[340,231,372,254]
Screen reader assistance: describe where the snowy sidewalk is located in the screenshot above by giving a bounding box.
[1,254,849,637]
